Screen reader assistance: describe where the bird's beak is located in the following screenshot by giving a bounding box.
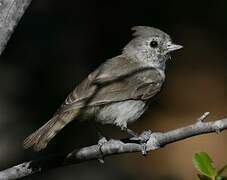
[166,43,183,52]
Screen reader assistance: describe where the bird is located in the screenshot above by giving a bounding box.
[23,26,182,151]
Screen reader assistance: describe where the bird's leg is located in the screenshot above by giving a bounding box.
[91,122,108,163]
[118,122,138,137]
[123,127,139,137]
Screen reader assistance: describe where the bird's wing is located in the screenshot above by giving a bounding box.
[89,67,164,105]
[56,56,164,114]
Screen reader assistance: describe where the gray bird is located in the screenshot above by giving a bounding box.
[23,26,182,151]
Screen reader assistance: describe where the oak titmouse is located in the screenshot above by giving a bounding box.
[24,26,182,151]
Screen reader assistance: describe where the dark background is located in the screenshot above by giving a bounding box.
[0,0,227,179]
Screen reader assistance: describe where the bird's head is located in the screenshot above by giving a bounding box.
[123,26,183,69]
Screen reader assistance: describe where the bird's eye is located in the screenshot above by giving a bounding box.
[150,40,158,48]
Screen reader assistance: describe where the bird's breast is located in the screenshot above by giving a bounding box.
[94,100,147,127]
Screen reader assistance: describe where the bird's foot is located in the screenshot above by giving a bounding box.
[121,126,152,155]
[97,136,108,163]
[130,130,152,156]
[92,123,108,163]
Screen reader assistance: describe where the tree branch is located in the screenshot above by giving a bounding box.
[0,114,227,180]
[0,0,32,55]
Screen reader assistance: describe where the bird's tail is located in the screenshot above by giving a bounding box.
[23,111,78,151]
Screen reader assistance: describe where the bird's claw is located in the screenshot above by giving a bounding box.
[97,137,108,163]
[130,130,152,156]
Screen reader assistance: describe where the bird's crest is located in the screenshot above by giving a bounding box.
[131,26,169,38]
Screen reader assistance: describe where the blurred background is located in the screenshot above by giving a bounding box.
[0,0,227,179]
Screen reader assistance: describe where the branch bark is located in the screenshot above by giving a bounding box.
[0,0,32,55]
[0,114,227,180]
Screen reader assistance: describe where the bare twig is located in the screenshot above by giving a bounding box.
[0,0,32,55]
[197,112,210,122]
[0,115,227,180]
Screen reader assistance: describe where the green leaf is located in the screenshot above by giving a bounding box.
[193,152,217,178]
[218,164,227,176]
